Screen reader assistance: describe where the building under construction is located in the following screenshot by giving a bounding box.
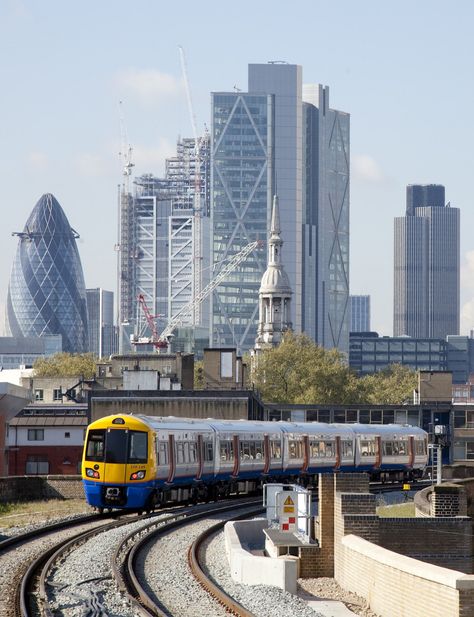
[118,135,210,353]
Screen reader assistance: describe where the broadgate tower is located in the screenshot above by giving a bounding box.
[6,193,89,353]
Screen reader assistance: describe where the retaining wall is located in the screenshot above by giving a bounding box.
[0,475,84,502]
[224,519,298,593]
[339,534,474,617]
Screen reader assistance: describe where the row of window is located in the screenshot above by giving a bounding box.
[157,441,214,466]
[270,408,421,425]
[27,429,71,441]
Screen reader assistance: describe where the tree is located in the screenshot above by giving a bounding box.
[194,359,204,390]
[251,332,366,404]
[360,364,418,405]
[33,353,97,379]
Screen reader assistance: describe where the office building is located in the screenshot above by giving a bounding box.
[210,63,350,354]
[86,288,116,358]
[349,331,448,375]
[394,184,460,339]
[6,193,88,353]
[350,295,370,332]
[0,335,62,369]
[118,136,210,352]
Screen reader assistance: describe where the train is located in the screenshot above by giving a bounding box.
[81,414,429,512]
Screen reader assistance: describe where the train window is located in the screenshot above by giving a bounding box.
[342,441,353,457]
[85,429,105,462]
[383,441,394,456]
[249,442,256,459]
[158,442,168,465]
[398,440,407,455]
[176,442,185,464]
[415,440,426,456]
[289,440,303,459]
[105,429,128,464]
[240,441,251,460]
[324,441,335,457]
[220,442,231,461]
[189,442,197,463]
[360,439,375,456]
[205,442,213,462]
[255,442,263,459]
[271,440,281,459]
[128,431,148,464]
[310,441,321,457]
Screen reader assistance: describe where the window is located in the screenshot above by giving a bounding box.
[53,389,62,401]
[205,442,213,462]
[188,441,197,463]
[158,442,168,465]
[467,443,474,460]
[342,440,353,457]
[324,441,335,457]
[288,440,303,459]
[270,440,281,459]
[383,441,394,456]
[65,432,70,438]
[26,455,49,474]
[34,389,44,401]
[415,440,426,456]
[176,442,185,464]
[85,429,105,461]
[220,351,233,378]
[220,441,233,461]
[28,429,44,441]
[128,431,148,464]
[360,439,376,456]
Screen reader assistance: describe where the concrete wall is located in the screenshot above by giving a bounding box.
[339,534,474,617]
[225,519,298,593]
[0,475,84,502]
[90,395,251,422]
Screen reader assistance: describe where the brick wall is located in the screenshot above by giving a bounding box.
[339,534,474,617]
[379,517,472,573]
[8,446,83,476]
[0,475,84,503]
[431,484,468,517]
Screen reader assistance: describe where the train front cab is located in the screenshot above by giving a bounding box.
[82,416,155,511]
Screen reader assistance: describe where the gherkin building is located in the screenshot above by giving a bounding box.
[6,193,89,353]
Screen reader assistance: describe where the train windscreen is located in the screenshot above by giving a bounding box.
[85,429,148,464]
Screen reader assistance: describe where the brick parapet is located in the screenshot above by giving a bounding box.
[0,475,84,502]
[431,484,468,517]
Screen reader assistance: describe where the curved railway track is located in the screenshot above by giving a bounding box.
[118,498,263,616]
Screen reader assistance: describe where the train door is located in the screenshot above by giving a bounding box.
[166,434,176,484]
[104,428,129,484]
[196,434,204,481]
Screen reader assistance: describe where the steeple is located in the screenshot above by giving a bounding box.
[254,195,292,354]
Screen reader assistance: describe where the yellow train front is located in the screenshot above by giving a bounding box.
[82,414,157,512]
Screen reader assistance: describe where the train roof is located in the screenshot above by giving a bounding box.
[332,423,427,437]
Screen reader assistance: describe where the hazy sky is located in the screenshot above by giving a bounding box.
[1,0,473,337]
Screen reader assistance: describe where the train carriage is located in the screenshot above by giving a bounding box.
[82,414,428,512]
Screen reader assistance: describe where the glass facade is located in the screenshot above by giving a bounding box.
[6,194,88,353]
[349,332,448,375]
[210,93,273,352]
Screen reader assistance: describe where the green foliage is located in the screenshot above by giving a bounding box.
[359,363,418,405]
[251,333,417,405]
[251,332,365,404]
[194,359,204,390]
[33,353,97,379]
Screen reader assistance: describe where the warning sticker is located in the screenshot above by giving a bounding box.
[283,506,295,513]
[284,496,294,506]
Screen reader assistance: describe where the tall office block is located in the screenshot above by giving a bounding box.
[210,91,273,352]
[6,193,88,353]
[210,63,350,354]
[302,84,350,351]
[350,295,370,332]
[394,184,459,339]
[86,288,116,357]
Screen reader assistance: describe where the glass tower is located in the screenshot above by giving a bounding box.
[6,193,88,353]
[394,185,460,338]
[210,92,273,352]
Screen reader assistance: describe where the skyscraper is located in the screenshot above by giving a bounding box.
[394,184,460,338]
[6,193,88,353]
[86,288,116,357]
[210,63,349,354]
[350,295,371,332]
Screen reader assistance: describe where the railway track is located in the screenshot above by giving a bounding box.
[118,498,263,616]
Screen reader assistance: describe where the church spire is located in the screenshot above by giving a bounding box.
[253,194,292,355]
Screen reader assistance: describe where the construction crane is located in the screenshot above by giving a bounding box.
[178,45,207,326]
[137,240,262,350]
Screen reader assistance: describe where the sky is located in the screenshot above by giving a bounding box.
[1,0,474,337]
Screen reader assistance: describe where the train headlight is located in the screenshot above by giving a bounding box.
[130,470,146,480]
[86,468,100,479]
